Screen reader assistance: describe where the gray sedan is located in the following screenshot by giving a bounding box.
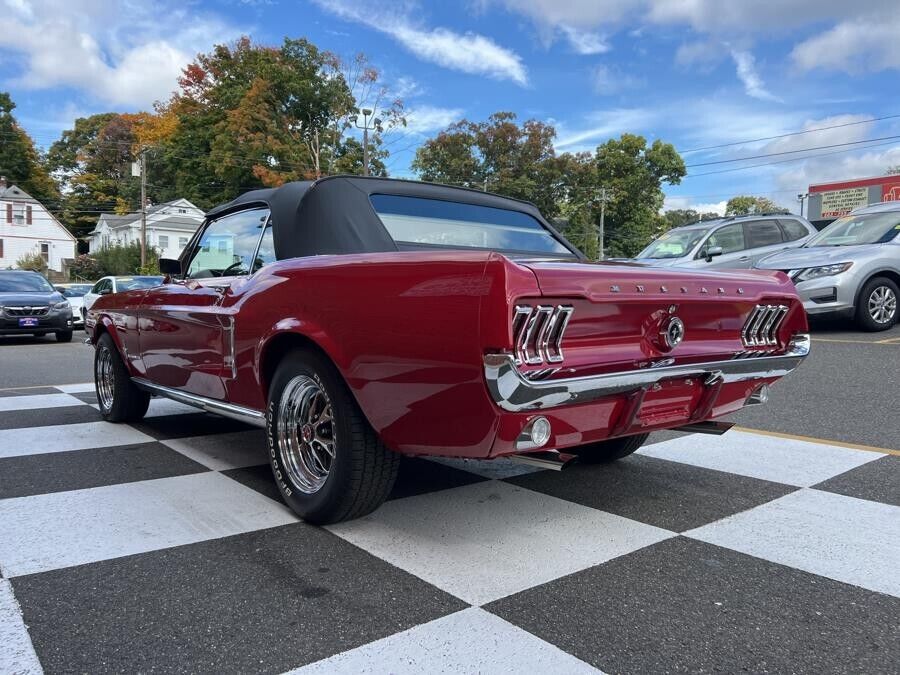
[755,201,900,331]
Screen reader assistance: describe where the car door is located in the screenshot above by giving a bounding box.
[695,222,750,268]
[137,208,270,399]
[744,219,787,266]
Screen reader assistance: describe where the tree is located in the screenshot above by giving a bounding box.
[663,209,722,229]
[725,195,789,215]
[594,134,686,257]
[413,112,565,217]
[886,165,900,176]
[0,92,59,204]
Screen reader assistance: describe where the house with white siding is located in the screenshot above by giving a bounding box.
[0,176,77,273]
[88,198,205,260]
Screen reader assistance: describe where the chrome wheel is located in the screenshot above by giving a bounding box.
[276,375,335,494]
[868,286,897,324]
[95,345,115,411]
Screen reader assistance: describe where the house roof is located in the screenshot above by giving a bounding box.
[90,199,203,234]
[0,184,37,202]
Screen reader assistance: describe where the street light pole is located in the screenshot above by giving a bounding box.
[797,192,809,218]
[349,108,383,177]
[140,149,147,268]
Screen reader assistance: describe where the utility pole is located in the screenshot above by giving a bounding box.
[596,187,612,261]
[139,149,147,267]
[349,109,382,177]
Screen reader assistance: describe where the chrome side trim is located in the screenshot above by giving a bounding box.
[131,378,266,427]
[484,334,810,413]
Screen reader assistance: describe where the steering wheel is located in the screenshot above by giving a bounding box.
[219,261,248,277]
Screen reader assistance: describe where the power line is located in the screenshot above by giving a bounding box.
[678,113,900,154]
[685,135,900,168]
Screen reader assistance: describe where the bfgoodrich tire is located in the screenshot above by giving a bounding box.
[856,277,898,331]
[267,349,400,525]
[570,433,650,464]
[94,333,150,422]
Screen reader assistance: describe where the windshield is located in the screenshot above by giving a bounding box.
[0,273,54,292]
[370,194,574,256]
[117,276,163,291]
[59,284,92,298]
[808,212,900,247]
[637,227,710,259]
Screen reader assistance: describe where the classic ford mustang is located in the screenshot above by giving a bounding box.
[87,176,809,523]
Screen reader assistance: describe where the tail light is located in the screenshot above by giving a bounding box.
[741,304,788,347]
[512,304,574,365]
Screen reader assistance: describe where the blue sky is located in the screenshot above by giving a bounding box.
[2,0,899,214]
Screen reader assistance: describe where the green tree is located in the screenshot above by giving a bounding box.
[595,134,686,257]
[0,92,59,203]
[412,112,565,217]
[663,209,722,229]
[725,195,789,215]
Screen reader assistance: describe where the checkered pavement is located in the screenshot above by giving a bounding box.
[0,383,898,674]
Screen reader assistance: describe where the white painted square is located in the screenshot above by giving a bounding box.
[0,579,42,675]
[162,430,266,471]
[288,607,601,674]
[0,392,86,412]
[0,421,155,459]
[686,489,900,598]
[0,472,298,577]
[638,430,883,487]
[428,455,543,479]
[328,481,673,605]
[54,382,95,394]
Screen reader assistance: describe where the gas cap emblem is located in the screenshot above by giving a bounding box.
[661,316,685,350]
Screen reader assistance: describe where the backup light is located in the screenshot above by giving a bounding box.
[516,416,552,450]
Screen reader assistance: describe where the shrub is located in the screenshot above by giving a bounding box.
[87,243,160,276]
[16,251,47,273]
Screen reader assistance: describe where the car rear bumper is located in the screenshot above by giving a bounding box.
[484,334,810,413]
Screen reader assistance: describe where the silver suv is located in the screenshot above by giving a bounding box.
[635,214,816,269]
[756,201,900,331]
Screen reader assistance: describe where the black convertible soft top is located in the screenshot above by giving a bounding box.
[204,175,581,261]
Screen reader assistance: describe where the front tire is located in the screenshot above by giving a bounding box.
[267,349,400,525]
[856,277,898,331]
[56,330,73,342]
[94,333,150,422]
[570,433,649,464]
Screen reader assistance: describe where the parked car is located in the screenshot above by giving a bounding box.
[86,176,810,524]
[634,214,816,269]
[81,275,164,322]
[55,283,94,329]
[756,201,900,330]
[0,270,74,341]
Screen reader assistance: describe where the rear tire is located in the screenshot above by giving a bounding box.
[570,433,649,464]
[56,330,73,342]
[855,277,898,331]
[267,348,400,525]
[94,333,150,422]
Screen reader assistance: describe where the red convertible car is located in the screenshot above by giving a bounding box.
[87,176,809,523]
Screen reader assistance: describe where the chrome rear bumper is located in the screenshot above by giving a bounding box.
[484,334,810,412]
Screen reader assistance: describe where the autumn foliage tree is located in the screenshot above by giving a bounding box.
[0,92,59,204]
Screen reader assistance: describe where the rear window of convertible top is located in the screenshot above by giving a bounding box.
[369,193,574,256]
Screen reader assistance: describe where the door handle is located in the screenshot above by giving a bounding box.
[739,256,750,261]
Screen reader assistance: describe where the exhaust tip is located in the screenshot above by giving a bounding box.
[746,384,770,406]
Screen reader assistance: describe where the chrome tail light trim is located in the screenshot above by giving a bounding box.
[513,304,574,366]
[742,304,789,347]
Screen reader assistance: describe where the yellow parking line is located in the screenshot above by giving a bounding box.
[734,426,900,457]
[811,337,898,345]
[875,336,900,344]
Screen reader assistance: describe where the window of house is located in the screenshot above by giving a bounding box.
[158,235,169,249]
[178,237,188,249]
[26,205,32,225]
[40,242,49,263]
[13,205,25,225]
[0,239,4,258]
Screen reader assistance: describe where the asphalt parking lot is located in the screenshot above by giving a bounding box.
[0,320,898,673]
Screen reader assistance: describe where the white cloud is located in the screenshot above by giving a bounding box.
[314,0,527,85]
[0,0,241,108]
[477,0,641,29]
[554,108,658,152]
[730,50,780,103]
[791,14,900,73]
[592,65,643,95]
[675,40,724,68]
[559,26,609,55]
[663,196,727,215]
[403,105,465,134]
